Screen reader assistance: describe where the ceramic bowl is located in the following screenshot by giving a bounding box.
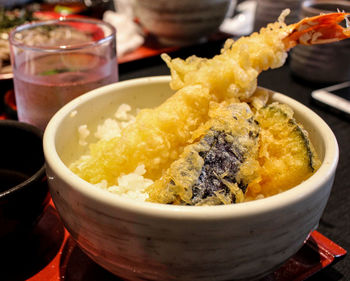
[133,0,233,45]
[0,120,50,241]
[43,76,338,281]
[253,0,302,32]
[290,0,350,83]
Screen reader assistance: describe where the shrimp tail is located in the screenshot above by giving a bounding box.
[283,12,350,50]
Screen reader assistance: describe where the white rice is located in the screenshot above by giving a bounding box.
[78,125,90,146]
[95,164,152,201]
[76,103,152,201]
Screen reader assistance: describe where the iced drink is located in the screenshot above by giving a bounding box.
[13,53,118,129]
[10,18,117,130]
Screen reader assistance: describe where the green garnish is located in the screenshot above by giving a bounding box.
[40,68,72,75]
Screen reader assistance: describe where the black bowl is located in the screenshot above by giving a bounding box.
[0,120,50,241]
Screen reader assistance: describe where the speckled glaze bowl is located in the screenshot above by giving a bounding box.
[43,76,338,281]
[253,0,302,32]
[133,0,233,45]
[290,0,350,83]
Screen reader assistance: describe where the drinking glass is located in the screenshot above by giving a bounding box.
[9,18,118,130]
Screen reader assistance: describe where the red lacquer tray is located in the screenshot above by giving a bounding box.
[0,200,346,281]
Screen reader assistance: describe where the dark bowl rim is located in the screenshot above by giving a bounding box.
[0,120,46,198]
[301,0,350,15]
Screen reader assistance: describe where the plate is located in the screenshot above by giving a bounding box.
[0,72,13,80]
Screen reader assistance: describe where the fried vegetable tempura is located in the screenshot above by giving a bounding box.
[70,12,292,184]
[147,102,260,205]
[70,10,349,203]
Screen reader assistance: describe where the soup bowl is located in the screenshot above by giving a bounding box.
[0,120,50,241]
[43,76,338,281]
[133,0,233,46]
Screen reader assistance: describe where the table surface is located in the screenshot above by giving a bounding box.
[118,38,350,281]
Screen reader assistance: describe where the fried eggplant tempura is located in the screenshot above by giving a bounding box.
[147,102,260,205]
